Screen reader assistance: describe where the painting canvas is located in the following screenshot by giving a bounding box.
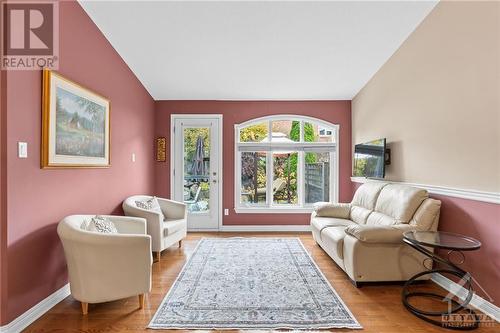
[42,70,110,168]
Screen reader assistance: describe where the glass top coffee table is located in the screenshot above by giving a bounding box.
[402,231,482,330]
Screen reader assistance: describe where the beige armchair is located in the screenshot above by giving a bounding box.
[57,215,152,314]
[123,195,187,261]
[311,182,441,285]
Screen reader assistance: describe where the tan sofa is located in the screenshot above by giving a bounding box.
[311,182,441,286]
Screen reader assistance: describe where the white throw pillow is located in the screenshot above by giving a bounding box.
[135,197,165,220]
[85,215,118,234]
[80,219,89,230]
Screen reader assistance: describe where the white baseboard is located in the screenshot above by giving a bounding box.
[219,225,310,232]
[187,228,222,232]
[431,273,499,322]
[350,177,500,204]
[0,283,70,333]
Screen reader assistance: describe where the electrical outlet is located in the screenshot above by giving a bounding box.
[224,208,229,216]
[18,142,28,158]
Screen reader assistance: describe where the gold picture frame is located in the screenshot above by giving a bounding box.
[42,69,111,168]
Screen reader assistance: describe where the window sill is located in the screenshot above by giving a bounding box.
[234,207,314,214]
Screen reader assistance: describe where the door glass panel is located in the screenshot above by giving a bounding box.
[305,151,330,203]
[273,152,298,204]
[240,152,267,205]
[183,127,210,213]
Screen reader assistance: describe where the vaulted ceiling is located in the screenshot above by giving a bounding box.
[79,1,437,100]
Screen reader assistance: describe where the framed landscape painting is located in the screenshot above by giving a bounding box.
[41,69,110,168]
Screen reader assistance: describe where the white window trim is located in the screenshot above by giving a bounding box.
[234,115,339,214]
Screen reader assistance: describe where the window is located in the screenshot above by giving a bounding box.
[235,115,338,213]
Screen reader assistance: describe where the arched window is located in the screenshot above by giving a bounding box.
[234,115,339,212]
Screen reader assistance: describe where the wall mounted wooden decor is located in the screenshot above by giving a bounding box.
[156,137,166,162]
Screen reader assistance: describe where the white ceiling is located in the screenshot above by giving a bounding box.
[79,1,437,100]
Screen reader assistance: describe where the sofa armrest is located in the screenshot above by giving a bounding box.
[122,204,163,243]
[123,203,163,221]
[313,202,351,219]
[103,215,147,235]
[156,197,187,220]
[345,224,416,244]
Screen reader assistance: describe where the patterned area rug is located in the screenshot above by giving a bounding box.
[149,238,361,330]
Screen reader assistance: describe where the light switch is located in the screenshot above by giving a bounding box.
[131,153,136,162]
[224,208,229,216]
[18,142,27,158]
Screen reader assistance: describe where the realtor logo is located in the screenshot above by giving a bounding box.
[441,273,496,329]
[1,0,59,70]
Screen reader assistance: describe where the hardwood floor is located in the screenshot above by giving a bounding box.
[26,233,497,332]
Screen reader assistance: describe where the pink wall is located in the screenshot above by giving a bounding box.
[433,195,500,305]
[2,1,156,324]
[352,182,500,305]
[154,101,352,225]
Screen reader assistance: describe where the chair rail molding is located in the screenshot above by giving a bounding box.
[351,177,500,204]
[0,284,70,333]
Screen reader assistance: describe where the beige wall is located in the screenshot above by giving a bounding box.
[352,1,499,192]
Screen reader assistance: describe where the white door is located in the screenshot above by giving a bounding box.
[172,115,222,230]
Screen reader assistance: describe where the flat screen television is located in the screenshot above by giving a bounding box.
[353,138,386,178]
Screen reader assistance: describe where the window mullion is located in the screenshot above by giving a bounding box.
[237,151,241,206]
[298,151,304,207]
[266,151,272,208]
[267,120,272,207]
[331,149,336,203]
[300,121,304,142]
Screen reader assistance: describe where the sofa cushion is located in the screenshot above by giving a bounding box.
[321,226,347,259]
[350,206,372,225]
[374,184,428,223]
[163,218,185,236]
[313,202,351,219]
[366,211,397,226]
[351,182,387,210]
[409,198,441,231]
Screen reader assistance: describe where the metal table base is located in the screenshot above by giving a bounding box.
[402,239,480,330]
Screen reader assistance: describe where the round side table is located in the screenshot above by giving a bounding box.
[402,230,481,330]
